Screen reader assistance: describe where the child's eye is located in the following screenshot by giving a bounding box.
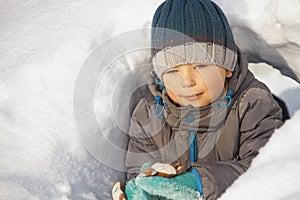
[164,69,179,74]
[194,64,208,69]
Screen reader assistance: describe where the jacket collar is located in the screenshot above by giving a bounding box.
[162,89,229,132]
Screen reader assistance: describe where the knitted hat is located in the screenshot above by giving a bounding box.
[151,0,238,79]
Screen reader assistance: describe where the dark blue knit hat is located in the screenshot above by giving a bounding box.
[151,0,238,79]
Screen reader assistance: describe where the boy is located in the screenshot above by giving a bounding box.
[113,0,283,199]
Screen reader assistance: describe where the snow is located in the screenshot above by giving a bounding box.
[213,0,300,82]
[0,0,299,200]
[219,109,300,200]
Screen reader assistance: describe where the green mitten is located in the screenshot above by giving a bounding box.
[125,163,170,200]
[135,172,200,200]
[124,178,153,200]
[124,163,159,200]
[134,163,202,200]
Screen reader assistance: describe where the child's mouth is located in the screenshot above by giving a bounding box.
[182,93,203,101]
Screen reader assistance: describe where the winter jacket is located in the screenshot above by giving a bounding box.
[125,50,283,200]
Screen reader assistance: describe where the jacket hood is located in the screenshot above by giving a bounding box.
[147,47,255,131]
[227,47,255,98]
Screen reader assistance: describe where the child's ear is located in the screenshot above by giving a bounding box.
[225,70,233,78]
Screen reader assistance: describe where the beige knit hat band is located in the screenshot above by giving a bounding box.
[152,42,237,80]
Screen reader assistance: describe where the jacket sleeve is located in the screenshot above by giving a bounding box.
[125,99,163,181]
[192,88,283,200]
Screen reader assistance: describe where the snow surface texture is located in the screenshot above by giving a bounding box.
[219,110,300,200]
[214,0,300,82]
[0,0,299,200]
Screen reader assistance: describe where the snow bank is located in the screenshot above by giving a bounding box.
[214,0,300,82]
[219,109,300,200]
[0,0,161,199]
[0,0,299,200]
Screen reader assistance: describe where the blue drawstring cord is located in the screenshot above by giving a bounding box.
[154,95,167,117]
[189,131,198,163]
[154,76,166,92]
[217,89,234,108]
[154,76,161,85]
[191,168,203,197]
[153,76,167,117]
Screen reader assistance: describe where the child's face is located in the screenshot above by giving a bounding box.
[162,64,233,107]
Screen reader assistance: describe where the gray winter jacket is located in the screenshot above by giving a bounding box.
[125,50,283,200]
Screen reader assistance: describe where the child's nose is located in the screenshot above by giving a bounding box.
[181,70,197,88]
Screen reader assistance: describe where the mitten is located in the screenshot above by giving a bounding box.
[124,163,163,200]
[121,162,184,200]
[136,163,203,200]
[113,179,154,200]
[124,178,158,200]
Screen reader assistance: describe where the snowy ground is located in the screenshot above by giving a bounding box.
[0,0,300,200]
[218,63,300,200]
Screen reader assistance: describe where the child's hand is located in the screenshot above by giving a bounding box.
[141,162,184,178]
[112,181,127,200]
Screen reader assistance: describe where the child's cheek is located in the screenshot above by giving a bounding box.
[206,76,226,99]
[166,87,180,104]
